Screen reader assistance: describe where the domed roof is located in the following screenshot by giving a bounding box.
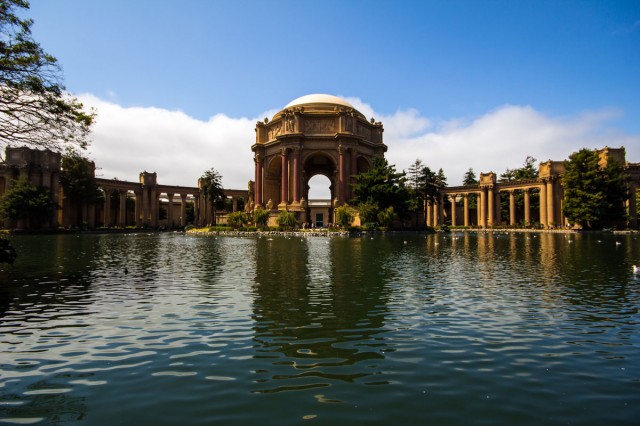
[284,94,354,109]
[273,93,365,121]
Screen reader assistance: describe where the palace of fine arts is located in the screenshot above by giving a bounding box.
[1,94,639,232]
[2,1,640,425]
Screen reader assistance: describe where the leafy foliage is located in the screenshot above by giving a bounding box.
[227,211,249,228]
[60,148,99,203]
[377,206,397,227]
[562,148,628,229]
[276,210,297,228]
[0,177,56,225]
[253,207,270,227]
[499,156,540,224]
[356,202,379,226]
[335,205,356,228]
[199,168,225,225]
[462,168,478,185]
[351,157,411,219]
[0,0,95,152]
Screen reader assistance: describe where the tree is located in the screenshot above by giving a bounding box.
[351,157,411,219]
[1,0,95,153]
[377,206,397,227]
[253,207,270,228]
[0,177,56,227]
[462,168,479,215]
[499,156,540,224]
[462,168,478,186]
[562,148,628,229]
[199,168,225,225]
[59,148,99,222]
[335,205,356,228]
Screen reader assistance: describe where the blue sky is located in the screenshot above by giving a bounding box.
[25,0,640,191]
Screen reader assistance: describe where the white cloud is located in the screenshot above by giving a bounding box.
[81,94,257,190]
[80,94,640,194]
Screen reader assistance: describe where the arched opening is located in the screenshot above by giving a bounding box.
[308,174,331,201]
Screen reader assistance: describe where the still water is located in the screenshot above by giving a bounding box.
[1,232,639,425]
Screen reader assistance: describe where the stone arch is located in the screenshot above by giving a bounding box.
[302,152,338,201]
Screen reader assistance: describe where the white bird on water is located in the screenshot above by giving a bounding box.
[633,265,638,274]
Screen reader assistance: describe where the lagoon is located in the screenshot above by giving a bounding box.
[1,232,639,425]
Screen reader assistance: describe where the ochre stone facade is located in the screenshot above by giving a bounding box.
[250,94,386,224]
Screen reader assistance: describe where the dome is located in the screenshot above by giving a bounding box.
[273,93,365,121]
[284,94,354,109]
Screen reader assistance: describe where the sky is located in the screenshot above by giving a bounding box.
[23,0,640,195]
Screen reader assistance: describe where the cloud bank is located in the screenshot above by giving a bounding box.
[80,94,640,194]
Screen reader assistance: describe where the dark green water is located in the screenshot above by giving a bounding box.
[1,232,639,425]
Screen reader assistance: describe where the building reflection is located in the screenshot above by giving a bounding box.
[250,236,391,394]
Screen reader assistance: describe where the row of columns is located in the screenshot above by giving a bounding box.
[433,181,567,228]
[102,190,193,228]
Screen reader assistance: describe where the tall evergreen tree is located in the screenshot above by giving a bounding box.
[463,168,478,185]
[351,157,411,220]
[200,168,225,225]
[562,148,627,229]
[499,156,540,224]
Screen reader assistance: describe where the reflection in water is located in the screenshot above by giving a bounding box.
[0,232,639,425]
[250,236,391,395]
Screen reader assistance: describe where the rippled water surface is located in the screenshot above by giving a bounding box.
[1,232,639,425]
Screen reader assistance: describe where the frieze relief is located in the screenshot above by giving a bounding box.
[267,122,282,140]
[303,119,336,135]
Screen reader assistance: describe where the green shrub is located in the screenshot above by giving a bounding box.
[335,205,356,228]
[276,211,297,228]
[227,211,249,228]
[253,208,270,227]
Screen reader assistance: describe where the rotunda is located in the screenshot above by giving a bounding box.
[250,94,387,224]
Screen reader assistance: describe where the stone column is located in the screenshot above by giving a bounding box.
[119,190,127,227]
[433,200,440,226]
[426,200,432,227]
[338,145,346,204]
[280,148,288,205]
[546,179,555,227]
[539,183,548,227]
[463,194,469,227]
[293,148,301,202]
[180,194,187,226]
[167,193,174,228]
[524,189,531,226]
[151,188,158,227]
[450,194,457,227]
[488,187,495,227]
[254,155,263,207]
[509,190,516,226]
[134,190,142,227]
[350,148,358,200]
[480,187,487,228]
[142,186,149,226]
[104,190,111,227]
